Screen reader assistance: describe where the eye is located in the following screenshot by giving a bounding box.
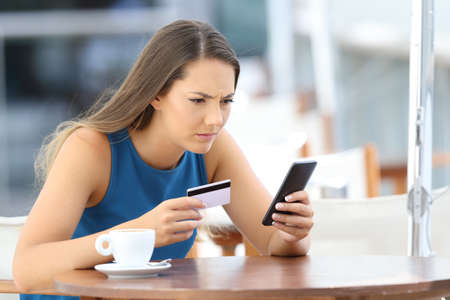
[189,98,205,104]
[222,99,234,104]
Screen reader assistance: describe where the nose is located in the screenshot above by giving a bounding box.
[204,102,224,127]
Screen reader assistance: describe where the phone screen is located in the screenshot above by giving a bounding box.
[261,160,317,226]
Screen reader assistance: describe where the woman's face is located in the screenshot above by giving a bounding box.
[153,58,235,153]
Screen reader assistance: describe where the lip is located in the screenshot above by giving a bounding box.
[196,133,217,141]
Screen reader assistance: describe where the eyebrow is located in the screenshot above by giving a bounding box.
[189,91,235,99]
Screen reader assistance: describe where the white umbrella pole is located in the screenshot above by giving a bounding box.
[407,0,434,257]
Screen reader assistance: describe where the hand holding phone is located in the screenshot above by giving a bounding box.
[262,160,317,226]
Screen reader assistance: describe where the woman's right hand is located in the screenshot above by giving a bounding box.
[136,197,205,247]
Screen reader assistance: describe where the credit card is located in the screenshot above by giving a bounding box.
[187,179,231,208]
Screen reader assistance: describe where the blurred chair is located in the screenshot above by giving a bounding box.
[0,216,26,300]
[379,151,450,195]
[309,187,450,256]
[303,143,381,198]
[0,216,26,280]
[197,206,259,257]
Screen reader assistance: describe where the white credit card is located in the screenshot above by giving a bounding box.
[187,179,231,209]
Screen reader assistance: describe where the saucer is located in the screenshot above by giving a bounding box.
[95,261,172,279]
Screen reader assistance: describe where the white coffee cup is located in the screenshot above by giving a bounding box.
[95,229,155,266]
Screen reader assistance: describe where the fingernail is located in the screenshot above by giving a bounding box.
[272,213,279,220]
[285,195,292,201]
[275,203,284,210]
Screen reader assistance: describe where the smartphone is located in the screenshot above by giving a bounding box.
[262,160,317,226]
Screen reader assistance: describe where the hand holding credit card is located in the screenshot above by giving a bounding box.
[187,179,231,208]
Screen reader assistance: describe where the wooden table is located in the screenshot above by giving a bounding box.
[54,255,450,300]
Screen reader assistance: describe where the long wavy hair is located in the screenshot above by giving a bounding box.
[34,20,240,187]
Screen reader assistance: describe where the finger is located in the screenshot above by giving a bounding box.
[165,209,203,222]
[272,213,314,229]
[285,191,310,204]
[170,230,195,244]
[275,202,314,217]
[167,220,201,234]
[272,221,310,239]
[165,197,206,210]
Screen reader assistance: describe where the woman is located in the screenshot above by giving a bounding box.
[13,20,314,298]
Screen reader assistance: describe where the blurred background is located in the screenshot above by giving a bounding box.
[0,0,449,220]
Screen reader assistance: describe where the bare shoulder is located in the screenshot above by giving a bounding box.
[57,127,111,172]
[57,127,111,206]
[55,127,111,181]
[69,127,110,153]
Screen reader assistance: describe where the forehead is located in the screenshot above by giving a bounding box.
[174,59,235,94]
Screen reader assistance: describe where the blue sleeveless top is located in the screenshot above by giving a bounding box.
[21,128,208,300]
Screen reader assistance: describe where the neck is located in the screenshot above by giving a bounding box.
[128,121,185,170]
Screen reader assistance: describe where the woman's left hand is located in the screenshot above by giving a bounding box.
[271,191,314,243]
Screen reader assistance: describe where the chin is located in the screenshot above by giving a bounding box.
[186,141,214,154]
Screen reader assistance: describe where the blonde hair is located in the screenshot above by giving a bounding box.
[34,20,240,188]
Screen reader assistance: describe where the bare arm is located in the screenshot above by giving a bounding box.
[13,129,204,291]
[13,129,111,291]
[205,129,313,256]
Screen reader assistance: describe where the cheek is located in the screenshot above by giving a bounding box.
[167,104,200,130]
[222,107,232,123]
